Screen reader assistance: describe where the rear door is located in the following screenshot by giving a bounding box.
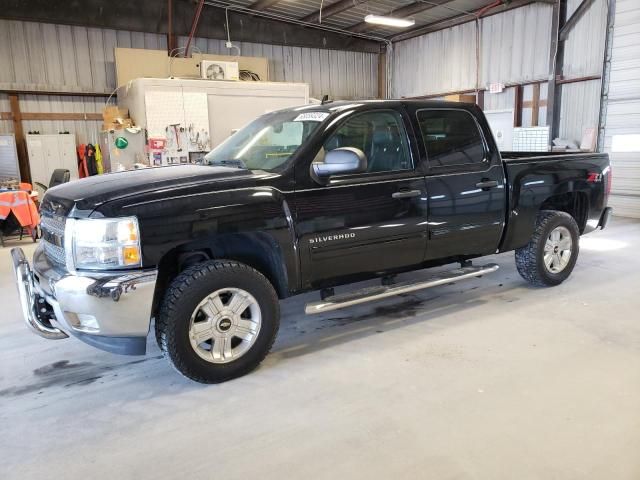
[293,108,429,289]
[410,107,507,260]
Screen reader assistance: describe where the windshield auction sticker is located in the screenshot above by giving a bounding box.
[294,112,330,122]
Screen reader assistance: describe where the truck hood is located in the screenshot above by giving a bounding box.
[40,165,253,217]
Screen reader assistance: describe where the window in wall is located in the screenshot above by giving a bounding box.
[521,83,548,127]
[416,109,486,167]
[324,110,412,173]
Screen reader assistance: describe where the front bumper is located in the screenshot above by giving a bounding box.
[11,244,158,355]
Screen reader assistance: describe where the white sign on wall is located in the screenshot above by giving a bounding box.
[488,83,505,94]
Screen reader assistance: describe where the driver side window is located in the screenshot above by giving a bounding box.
[323,110,412,173]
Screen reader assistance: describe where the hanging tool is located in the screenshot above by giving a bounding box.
[199,129,210,151]
[168,123,182,152]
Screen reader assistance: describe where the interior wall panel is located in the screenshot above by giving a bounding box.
[0,19,377,146]
[563,0,608,78]
[603,0,640,218]
[176,36,379,100]
[0,94,12,134]
[480,3,553,86]
[483,87,516,111]
[391,3,553,98]
[391,22,476,98]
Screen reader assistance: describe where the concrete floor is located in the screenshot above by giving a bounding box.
[1,218,639,479]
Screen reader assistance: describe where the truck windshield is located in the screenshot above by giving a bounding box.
[204,109,328,171]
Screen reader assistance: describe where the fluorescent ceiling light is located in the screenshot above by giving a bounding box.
[364,14,415,28]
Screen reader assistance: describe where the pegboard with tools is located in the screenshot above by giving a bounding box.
[144,89,210,166]
[117,78,310,168]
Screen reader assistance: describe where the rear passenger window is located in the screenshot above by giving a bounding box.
[416,110,486,167]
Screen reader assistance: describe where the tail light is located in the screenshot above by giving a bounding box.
[605,165,613,198]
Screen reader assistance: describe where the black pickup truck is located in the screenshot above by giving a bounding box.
[12,100,612,383]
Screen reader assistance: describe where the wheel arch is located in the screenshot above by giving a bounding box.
[539,191,589,234]
[500,189,590,252]
[151,232,290,318]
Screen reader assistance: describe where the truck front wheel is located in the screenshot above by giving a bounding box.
[515,210,580,287]
[155,260,280,383]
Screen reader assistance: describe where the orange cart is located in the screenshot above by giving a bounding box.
[0,189,40,247]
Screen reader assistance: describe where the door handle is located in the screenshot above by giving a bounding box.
[392,189,421,199]
[476,180,499,189]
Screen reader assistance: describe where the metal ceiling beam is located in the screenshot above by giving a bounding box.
[184,0,205,57]
[249,0,283,11]
[559,0,597,41]
[300,0,369,24]
[389,0,550,42]
[0,0,383,52]
[348,0,456,33]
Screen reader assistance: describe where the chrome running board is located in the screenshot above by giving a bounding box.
[305,263,499,315]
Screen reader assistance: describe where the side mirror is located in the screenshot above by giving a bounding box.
[312,147,367,180]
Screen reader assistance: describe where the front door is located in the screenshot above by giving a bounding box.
[293,108,429,289]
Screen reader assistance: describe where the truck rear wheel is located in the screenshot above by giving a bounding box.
[515,210,580,287]
[156,260,280,383]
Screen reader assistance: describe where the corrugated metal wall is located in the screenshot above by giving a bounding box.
[0,19,168,144]
[391,3,553,98]
[391,1,609,152]
[483,87,516,111]
[391,22,477,98]
[0,20,167,93]
[0,95,12,135]
[19,95,106,145]
[0,19,378,144]
[563,0,608,78]
[177,36,379,101]
[603,0,640,218]
[479,4,553,86]
[557,0,607,144]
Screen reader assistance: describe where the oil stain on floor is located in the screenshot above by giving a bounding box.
[0,356,163,398]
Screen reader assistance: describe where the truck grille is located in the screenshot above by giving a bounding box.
[40,214,66,266]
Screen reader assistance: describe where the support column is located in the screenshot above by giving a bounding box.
[9,94,30,183]
[546,0,567,144]
[377,51,387,99]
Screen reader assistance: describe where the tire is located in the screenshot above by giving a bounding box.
[515,210,580,287]
[155,260,280,383]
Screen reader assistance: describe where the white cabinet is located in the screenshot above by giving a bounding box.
[26,134,78,187]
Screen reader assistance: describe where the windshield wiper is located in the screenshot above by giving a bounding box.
[210,159,248,169]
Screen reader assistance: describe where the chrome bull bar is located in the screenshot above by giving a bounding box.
[11,247,68,340]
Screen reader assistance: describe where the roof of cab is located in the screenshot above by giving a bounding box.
[296,99,479,112]
[267,99,480,118]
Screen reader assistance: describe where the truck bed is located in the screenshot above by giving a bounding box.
[498,151,610,252]
[501,151,600,162]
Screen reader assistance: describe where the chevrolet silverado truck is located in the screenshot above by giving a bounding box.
[12,100,612,383]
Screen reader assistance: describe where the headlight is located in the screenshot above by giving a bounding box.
[67,217,142,270]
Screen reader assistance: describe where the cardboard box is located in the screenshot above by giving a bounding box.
[103,106,129,121]
[102,106,132,131]
[444,94,477,104]
[103,120,133,131]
